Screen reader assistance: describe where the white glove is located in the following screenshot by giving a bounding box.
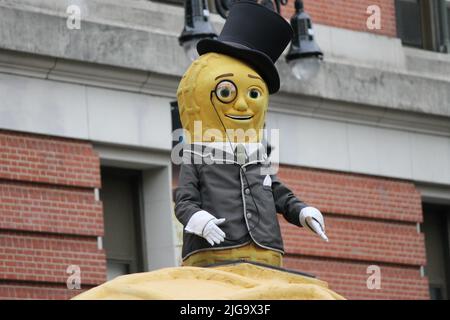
[299,207,329,242]
[185,210,226,246]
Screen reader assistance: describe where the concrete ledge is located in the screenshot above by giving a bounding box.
[1,47,448,138]
[278,60,450,117]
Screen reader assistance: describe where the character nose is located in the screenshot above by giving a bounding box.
[233,96,248,112]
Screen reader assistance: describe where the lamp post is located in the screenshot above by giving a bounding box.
[178,0,217,61]
[179,0,323,79]
[285,0,323,80]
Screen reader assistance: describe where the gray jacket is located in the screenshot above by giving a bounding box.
[174,143,307,260]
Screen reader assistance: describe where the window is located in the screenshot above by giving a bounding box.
[422,202,450,300]
[447,1,450,39]
[395,0,450,52]
[101,167,145,280]
[395,0,423,47]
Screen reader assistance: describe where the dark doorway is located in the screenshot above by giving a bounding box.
[101,167,144,280]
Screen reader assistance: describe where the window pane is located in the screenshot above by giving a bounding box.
[447,1,450,37]
[395,0,423,47]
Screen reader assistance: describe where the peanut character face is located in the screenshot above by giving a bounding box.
[177,53,269,143]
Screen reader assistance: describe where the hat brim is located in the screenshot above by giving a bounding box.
[197,39,280,94]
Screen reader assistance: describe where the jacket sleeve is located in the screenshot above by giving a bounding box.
[174,163,203,227]
[271,174,308,227]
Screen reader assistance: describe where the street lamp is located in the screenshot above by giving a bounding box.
[178,0,217,61]
[179,0,323,79]
[285,0,323,80]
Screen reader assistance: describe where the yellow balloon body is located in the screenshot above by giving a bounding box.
[73,263,345,300]
[177,53,269,143]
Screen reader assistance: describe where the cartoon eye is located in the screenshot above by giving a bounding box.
[215,81,237,103]
[248,88,261,99]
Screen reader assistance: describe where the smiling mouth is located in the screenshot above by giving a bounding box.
[225,114,254,120]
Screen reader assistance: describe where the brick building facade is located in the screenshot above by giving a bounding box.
[282,0,397,37]
[0,0,449,299]
[0,131,431,300]
[0,131,105,299]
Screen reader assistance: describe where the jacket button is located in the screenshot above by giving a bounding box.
[245,188,250,195]
[246,212,252,219]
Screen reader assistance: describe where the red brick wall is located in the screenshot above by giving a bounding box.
[281,0,397,37]
[278,166,429,300]
[0,130,106,300]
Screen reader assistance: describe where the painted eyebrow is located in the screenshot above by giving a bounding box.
[248,74,263,81]
[215,73,234,80]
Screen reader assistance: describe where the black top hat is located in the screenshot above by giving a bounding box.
[197,1,293,94]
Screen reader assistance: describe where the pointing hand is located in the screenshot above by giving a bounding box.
[300,207,329,242]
